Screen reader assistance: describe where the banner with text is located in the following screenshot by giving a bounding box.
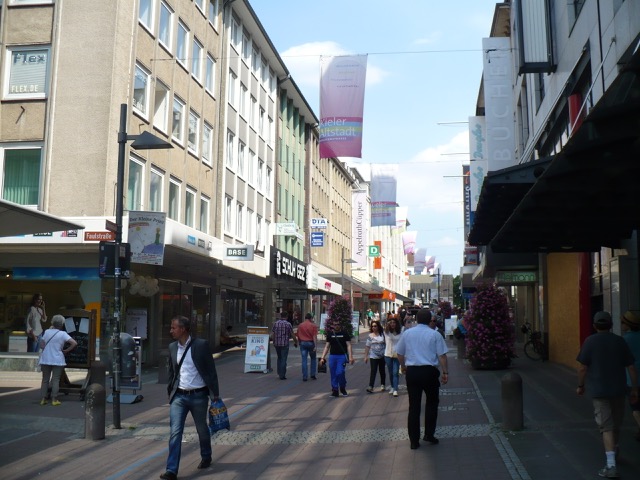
[351,190,369,268]
[319,55,368,158]
[128,211,166,265]
[370,164,397,227]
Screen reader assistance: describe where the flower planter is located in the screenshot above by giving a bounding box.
[470,358,511,370]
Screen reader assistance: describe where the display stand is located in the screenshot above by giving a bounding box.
[57,308,97,400]
[244,326,271,373]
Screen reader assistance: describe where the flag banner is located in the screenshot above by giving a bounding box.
[425,256,436,271]
[128,211,166,265]
[414,248,427,274]
[370,164,397,227]
[351,190,369,268]
[402,231,417,255]
[373,240,382,270]
[392,206,408,235]
[319,55,367,158]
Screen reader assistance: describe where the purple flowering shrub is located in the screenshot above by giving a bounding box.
[438,300,453,319]
[325,297,353,336]
[465,283,515,367]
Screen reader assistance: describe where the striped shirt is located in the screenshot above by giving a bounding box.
[272,319,293,347]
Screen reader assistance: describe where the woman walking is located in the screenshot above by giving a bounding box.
[384,317,403,397]
[39,315,77,406]
[364,321,386,393]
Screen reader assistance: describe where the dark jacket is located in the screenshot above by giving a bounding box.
[167,337,220,402]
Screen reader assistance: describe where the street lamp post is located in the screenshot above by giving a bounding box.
[112,103,172,428]
[340,246,356,298]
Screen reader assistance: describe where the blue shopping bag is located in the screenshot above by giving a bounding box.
[208,398,230,434]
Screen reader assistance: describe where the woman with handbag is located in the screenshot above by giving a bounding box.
[38,315,77,406]
[364,321,386,393]
[319,323,355,397]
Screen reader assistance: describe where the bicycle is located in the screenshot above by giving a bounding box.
[521,322,547,361]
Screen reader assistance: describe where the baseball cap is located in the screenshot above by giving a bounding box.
[593,311,612,328]
[305,312,314,319]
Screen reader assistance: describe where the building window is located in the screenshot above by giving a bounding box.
[228,70,237,108]
[236,202,244,238]
[534,72,545,110]
[208,0,219,28]
[176,21,189,67]
[188,110,200,155]
[231,18,241,51]
[153,80,170,133]
[192,37,203,82]
[149,168,164,212]
[202,122,213,166]
[224,195,232,232]
[4,46,50,100]
[247,209,254,244]
[239,83,248,118]
[250,95,257,129]
[138,0,154,31]
[200,195,210,233]
[158,1,173,52]
[261,57,268,85]
[168,178,181,220]
[172,97,185,144]
[266,167,272,196]
[185,188,196,228]
[256,214,263,248]
[194,0,205,14]
[205,54,216,94]
[127,157,144,211]
[259,107,265,137]
[133,63,151,118]
[237,141,245,177]
[242,31,251,64]
[248,149,255,183]
[257,158,264,190]
[226,130,235,169]
[0,145,42,206]
[252,45,260,77]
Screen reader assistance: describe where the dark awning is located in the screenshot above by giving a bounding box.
[468,158,550,246]
[480,44,640,253]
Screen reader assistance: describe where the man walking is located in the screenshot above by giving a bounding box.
[162,316,220,480]
[396,308,448,450]
[272,310,297,380]
[297,312,319,381]
[577,311,638,478]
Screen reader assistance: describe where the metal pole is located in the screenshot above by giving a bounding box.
[112,103,127,429]
[341,247,345,295]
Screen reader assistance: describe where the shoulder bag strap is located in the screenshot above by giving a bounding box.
[41,330,61,352]
[177,341,193,370]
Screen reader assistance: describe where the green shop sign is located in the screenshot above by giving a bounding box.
[496,271,537,284]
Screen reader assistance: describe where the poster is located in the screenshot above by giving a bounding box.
[244,326,270,373]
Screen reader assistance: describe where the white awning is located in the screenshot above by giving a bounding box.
[0,200,85,237]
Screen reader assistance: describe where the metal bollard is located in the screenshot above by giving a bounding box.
[85,383,106,440]
[501,372,523,431]
[90,360,107,389]
[457,337,466,359]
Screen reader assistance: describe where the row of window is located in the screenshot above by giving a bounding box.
[225,130,273,195]
[224,195,268,247]
[0,145,41,206]
[127,156,210,233]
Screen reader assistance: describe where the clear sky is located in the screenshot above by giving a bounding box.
[249,0,499,277]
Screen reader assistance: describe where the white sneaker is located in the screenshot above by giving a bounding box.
[393,390,398,397]
[379,385,386,392]
[388,389,394,395]
[598,465,619,478]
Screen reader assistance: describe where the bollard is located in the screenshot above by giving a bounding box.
[457,337,466,359]
[85,383,106,440]
[90,360,107,389]
[501,372,523,431]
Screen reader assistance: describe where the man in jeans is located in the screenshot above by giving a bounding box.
[272,311,297,380]
[297,313,319,381]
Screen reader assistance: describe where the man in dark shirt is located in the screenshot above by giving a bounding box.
[577,311,638,478]
[272,311,297,380]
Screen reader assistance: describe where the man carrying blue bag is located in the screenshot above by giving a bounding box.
[161,315,220,480]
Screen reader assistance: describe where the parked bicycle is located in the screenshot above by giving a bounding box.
[521,322,547,361]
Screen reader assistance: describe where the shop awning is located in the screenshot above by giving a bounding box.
[0,200,85,237]
[474,44,640,253]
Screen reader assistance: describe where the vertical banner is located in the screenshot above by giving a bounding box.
[414,248,427,274]
[462,165,471,241]
[370,164,397,226]
[319,55,368,158]
[482,37,516,170]
[468,116,488,234]
[392,206,408,235]
[425,256,436,271]
[351,190,369,268]
[373,240,382,270]
[128,211,167,265]
[402,231,417,255]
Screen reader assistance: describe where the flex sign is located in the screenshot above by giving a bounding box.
[273,249,307,285]
[496,271,537,284]
[369,245,380,257]
[310,218,328,229]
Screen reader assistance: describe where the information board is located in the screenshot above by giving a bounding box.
[61,309,96,369]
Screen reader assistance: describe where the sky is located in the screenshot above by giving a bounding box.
[249,0,499,277]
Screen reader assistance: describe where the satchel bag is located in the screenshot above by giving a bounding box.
[208,398,231,434]
[317,360,327,374]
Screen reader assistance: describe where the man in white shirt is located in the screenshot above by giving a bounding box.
[396,308,448,450]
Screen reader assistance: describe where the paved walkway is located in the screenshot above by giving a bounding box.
[1,334,639,479]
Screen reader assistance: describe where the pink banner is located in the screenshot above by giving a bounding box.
[402,231,417,255]
[319,55,367,158]
[370,164,397,227]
